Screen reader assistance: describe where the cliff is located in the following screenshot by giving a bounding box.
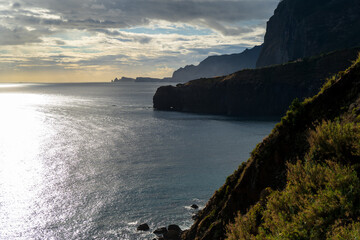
[112,46,261,83]
[112,77,135,82]
[135,77,172,82]
[172,45,262,82]
[154,48,360,117]
[257,0,360,67]
[181,53,360,240]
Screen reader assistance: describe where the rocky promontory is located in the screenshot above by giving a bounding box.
[154,48,359,117]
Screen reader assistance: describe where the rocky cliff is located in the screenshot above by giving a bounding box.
[171,45,262,82]
[112,46,261,83]
[154,48,359,117]
[257,0,360,67]
[181,52,360,240]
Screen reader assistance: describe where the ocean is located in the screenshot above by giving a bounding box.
[0,82,275,239]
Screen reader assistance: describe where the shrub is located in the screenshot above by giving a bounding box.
[279,98,305,127]
[307,121,360,165]
[226,160,360,240]
[329,221,360,239]
[226,202,264,240]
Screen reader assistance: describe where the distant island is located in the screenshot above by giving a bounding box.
[111,76,173,83]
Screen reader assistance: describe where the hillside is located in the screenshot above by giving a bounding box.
[181,53,360,240]
[154,48,359,117]
[257,0,360,67]
[171,45,262,82]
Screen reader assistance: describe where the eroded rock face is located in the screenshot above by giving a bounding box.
[257,0,360,67]
[154,48,360,118]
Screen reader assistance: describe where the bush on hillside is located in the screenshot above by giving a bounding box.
[226,160,360,240]
[226,120,360,240]
[307,121,360,165]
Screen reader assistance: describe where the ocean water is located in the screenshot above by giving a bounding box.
[0,82,275,239]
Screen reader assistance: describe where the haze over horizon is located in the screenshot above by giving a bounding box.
[0,0,279,83]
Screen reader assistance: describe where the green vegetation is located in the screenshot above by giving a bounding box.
[183,53,360,240]
[307,121,360,165]
[279,98,305,127]
[226,120,360,240]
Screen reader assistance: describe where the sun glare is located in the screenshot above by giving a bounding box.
[0,93,46,237]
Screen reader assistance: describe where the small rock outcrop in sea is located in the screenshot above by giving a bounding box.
[153,227,167,235]
[137,223,150,231]
[152,224,182,240]
[190,204,198,209]
[163,230,181,240]
[167,224,181,232]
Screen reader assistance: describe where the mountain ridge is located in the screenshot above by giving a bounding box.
[112,45,261,83]
[153,47,360,117]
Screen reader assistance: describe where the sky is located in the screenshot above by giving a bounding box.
[0,0,279,82]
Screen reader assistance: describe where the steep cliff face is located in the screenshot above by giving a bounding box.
[257,0,360,67]
[171,45,262,82]
[154,48,359,117]
[181,53,360,240]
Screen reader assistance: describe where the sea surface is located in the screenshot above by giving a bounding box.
[0,82,276,239]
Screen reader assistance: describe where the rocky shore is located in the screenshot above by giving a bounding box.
[137,223,183,240]
[137,204,200,240]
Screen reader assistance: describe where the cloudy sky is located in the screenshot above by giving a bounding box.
[0,0,279,82]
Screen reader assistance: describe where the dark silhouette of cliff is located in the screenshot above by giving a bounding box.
[257,0,360,67]
[154,48,359,117]
[171,45,262,82]
[112,46,262,83]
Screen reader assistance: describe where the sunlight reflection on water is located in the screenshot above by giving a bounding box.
[0,93,47,238]
[0,83,276,239]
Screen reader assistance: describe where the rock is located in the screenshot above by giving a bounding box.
[192,213,199,221]
[137,223,149,231]
[168,224,181,233]
[153,227,167,235]
[190,204,199,209]
[163,230,181,240]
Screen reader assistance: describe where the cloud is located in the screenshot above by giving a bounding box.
[0,26,43,45]
[12,2,21,9]
[2,0,278,35]
[0,1,278,44]
[55,40,65,45]
[0,0,279,80]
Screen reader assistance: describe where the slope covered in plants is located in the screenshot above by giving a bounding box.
[182,55,360,240]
